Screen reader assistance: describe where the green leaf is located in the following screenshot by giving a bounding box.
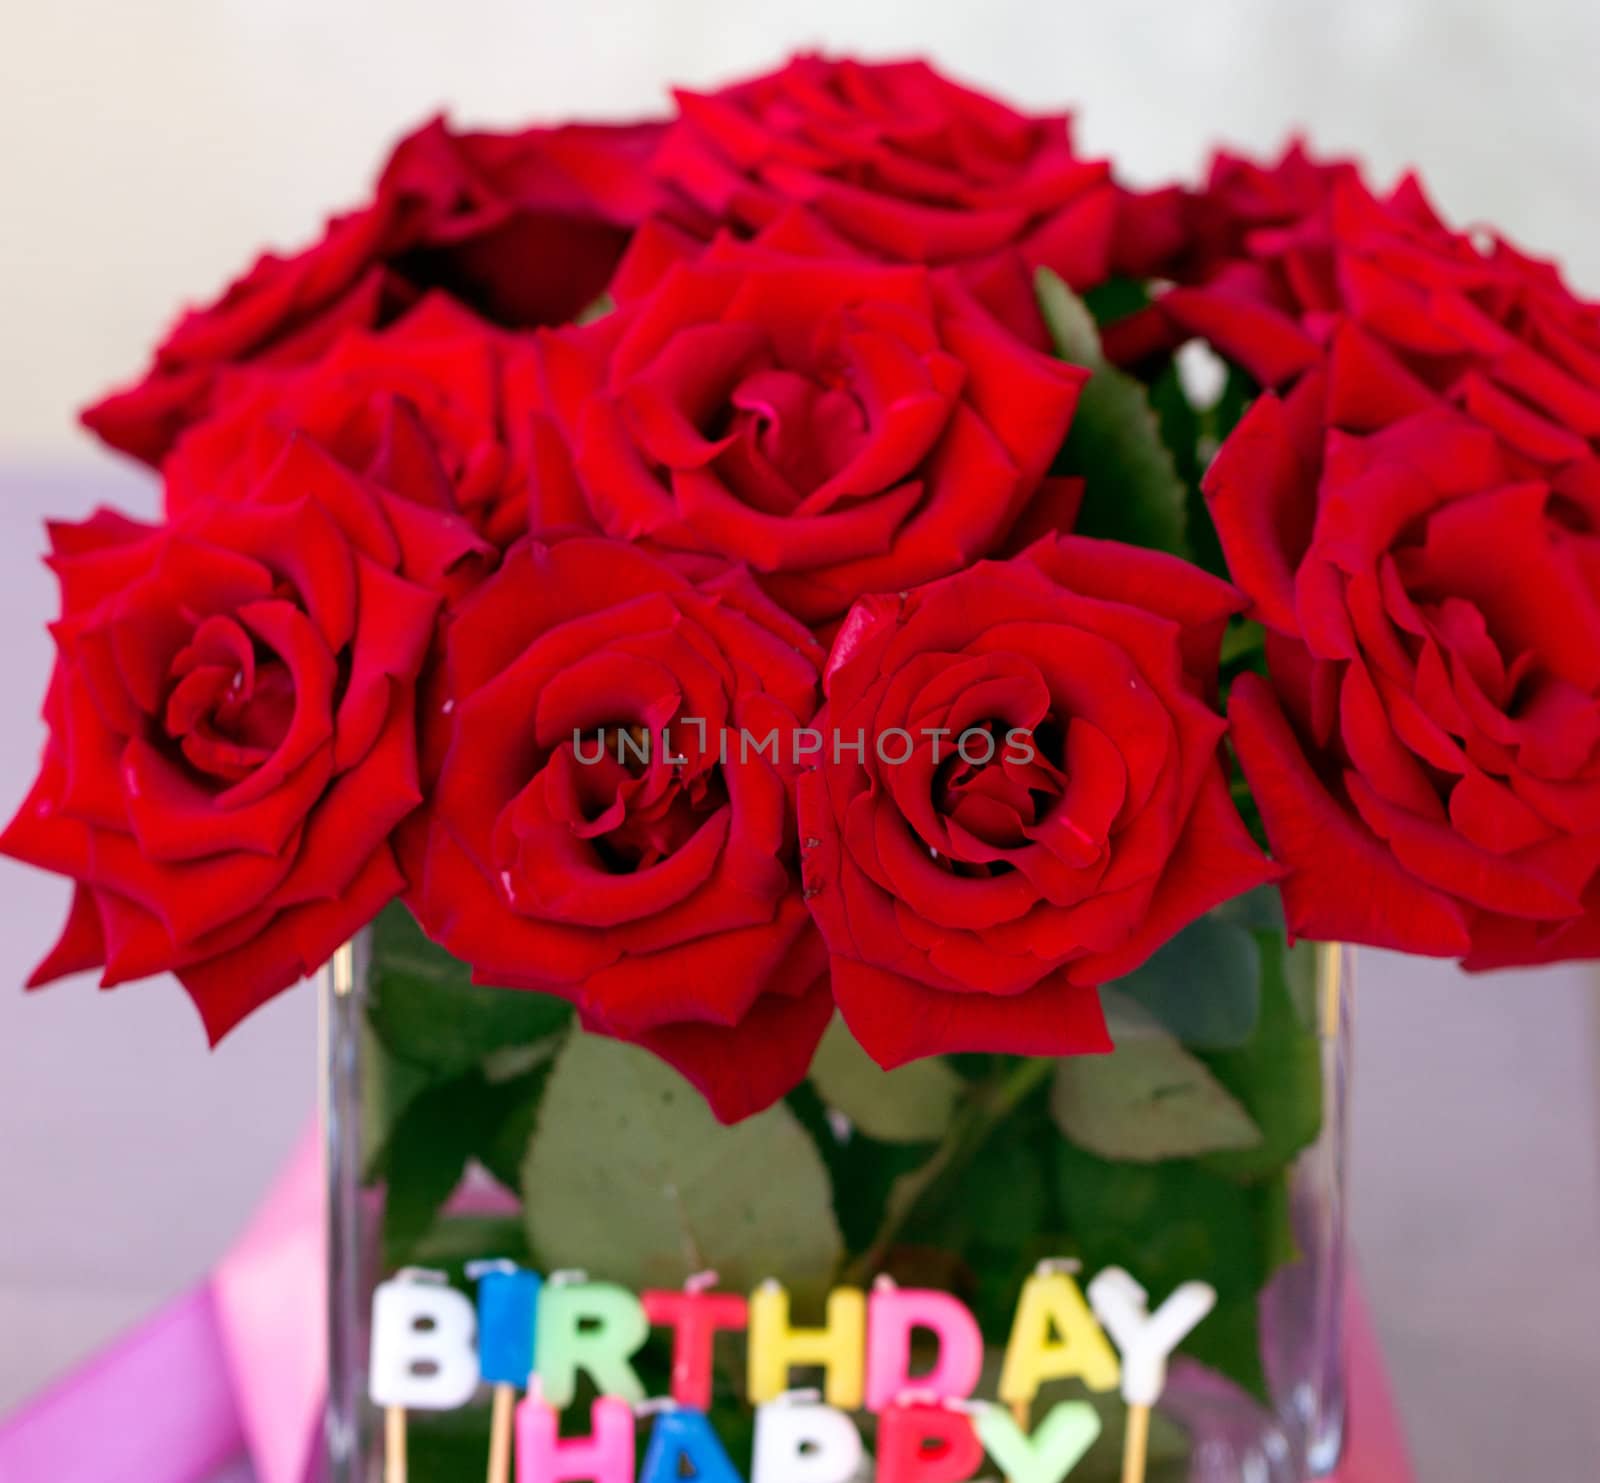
[1181,1292,1270,1404]
[1113,915,1262,1050]
[1196,934,1324,1181]
[382,1075,486,1267]
[1038,268,1105,366]
[785,1082,937,1254]
[1036,270,1189,557]
[524,1032,844,1296]
[367,902,572,1078]
[1053,1140,1292,1400]
[1149,362,1231,580]
[381,1060,559,1264]
[475,1063,556,1197]
[1050,992,1264,1163]
[1219,618,1267,672]
[1081,276,1152,328]
[809,1016,966,1143]
[360,1019,431,1183]
[408,1215,533,1271]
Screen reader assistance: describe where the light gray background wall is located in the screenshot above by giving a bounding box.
[2,4,1599,1480]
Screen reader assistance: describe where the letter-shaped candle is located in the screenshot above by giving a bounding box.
[473,1263,542,1386]
[516,1394,635,1483]
[536,1281,649,1407]
[369,1275,480,1410]
[874,1402,984,1483]
[641,1286,749,1410]
[470,1262,542,1483]
[747,1282,865,1410]
[864,1284,983,1412]
[1086,1269,1215,1483]
[751,1398,864,1483]
[973,1401,1101,1483]
[998,1268,1119,1407]
[1085,1269,1215,1408]
[639,1409,745,1483]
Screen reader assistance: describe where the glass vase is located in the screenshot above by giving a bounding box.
[322,915,1353,1483]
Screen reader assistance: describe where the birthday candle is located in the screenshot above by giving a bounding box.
[874,1402,984,1483]
[751,1396,864,1483]
[1085,1269,1215,1409]
[973,1401,1101,1483]
[469,1262,542,1483]
[998,1265,1120,1407]
[864,1280,983,1413]
[1086,1269,1215,1483]
[747,1281,865,1409]
[641,1278,749,1411]
[537,1277,649,1407]
[639,1408,744,1483]
[369,1272,481,1410]
[516,1393,635,1483]
[471,1262,542,1387]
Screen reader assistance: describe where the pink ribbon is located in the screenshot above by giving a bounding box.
[0,1123,1409,1482]
[0,1125,324,1483]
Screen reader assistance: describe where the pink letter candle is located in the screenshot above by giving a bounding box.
[865,1284,983,1412]
[516,1394,635,1483]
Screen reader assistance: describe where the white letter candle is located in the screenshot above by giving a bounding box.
[1086,1268,1215,1483]
[369,1269,482,1483]
[751,1396,864,1483]
[1085,1269,1215,1409]
[369,1272,482,1410]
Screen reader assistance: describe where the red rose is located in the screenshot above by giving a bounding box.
[655,54,1162,294]
[82,115,666,465]
[796,535,1276,1067]
[1099,142,1361,371]
[1157,145,1600,465]
[165,293,537,551]
[0,437,466,1036]
[402,536,831,1121]
[1216,385,1600,966]
[522,231,1087,624]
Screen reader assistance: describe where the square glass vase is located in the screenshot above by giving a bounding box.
[322,929,1354,1483]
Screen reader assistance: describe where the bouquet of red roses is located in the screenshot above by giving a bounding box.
[11,53,1600,1479]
